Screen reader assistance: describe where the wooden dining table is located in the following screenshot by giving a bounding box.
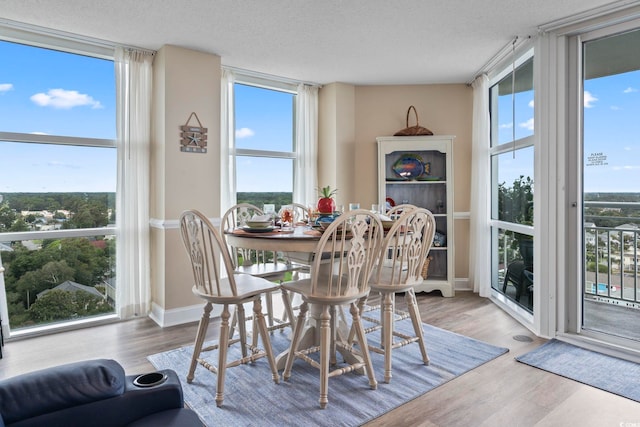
[224,225,365,372]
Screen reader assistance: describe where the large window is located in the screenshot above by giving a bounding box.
[233,77,297,211]
[489,51,535,313]
[0,38,116,335]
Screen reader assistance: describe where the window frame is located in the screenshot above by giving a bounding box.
[488,47,536,320]
[0,33,118,338]
[231,73,299,203]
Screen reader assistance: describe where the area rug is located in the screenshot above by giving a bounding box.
[516,339,640,402]
[148,314,508,427]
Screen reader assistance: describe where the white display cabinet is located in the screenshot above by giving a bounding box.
[377,135,455,297]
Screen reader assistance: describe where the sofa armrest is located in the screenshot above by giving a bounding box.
[6,369,185,427]
[0,359,125,425]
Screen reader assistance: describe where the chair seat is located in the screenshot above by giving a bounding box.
[369,267,422,293]
[282,277,369,305]
[192,274,280,304]
[234,262,294,279]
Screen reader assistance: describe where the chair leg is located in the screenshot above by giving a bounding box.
[350,302,377,391]
[252,298,280,384]
[381,291,394,383]
[216,304,231,407]
[319,305,331,409]
[265,290,275,330]
[406,289,429,364]
[187,302,213,383]
[329,305,338,366]
[281,287,296,331]
[283,301,308,381]
[236,303,249,359]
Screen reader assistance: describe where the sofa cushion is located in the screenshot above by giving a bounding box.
[0,359,125,425]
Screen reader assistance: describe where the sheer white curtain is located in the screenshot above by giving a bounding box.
[293,84,319,205]
[220,69,237,213]
[469,74,492,297]
[114,47,153,318]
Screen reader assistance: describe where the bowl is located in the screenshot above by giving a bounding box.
[382,220,395,229]
[245,220,272,228]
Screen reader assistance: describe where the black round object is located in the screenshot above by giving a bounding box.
[133,372,168,387]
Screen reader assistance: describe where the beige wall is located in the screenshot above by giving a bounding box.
[319,83,472,281]
[150,45,221,312]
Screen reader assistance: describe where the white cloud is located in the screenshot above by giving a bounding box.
[0,83,13,93]
[610,105,621,110]
[528,99,534,108]
[584,91,598,108]
[30,132,48,135]
[519,118,534,131]
[499,123,513,129]
[30,88,103,109]
[235,127,255,138]
[623,87,637,93]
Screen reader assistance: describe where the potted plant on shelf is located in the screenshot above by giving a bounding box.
[317,185,337,214]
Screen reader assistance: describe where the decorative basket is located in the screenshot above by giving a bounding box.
[394,105,433,136]
[421,255,433,279]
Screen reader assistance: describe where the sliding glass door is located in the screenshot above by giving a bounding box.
[578,24,640,343]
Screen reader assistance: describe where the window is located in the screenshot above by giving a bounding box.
[489,51,535,313]
[232,76,297,211]
[0,38,117,335]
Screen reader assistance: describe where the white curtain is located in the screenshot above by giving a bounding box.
[114,47,153,318]
[220,69,237,213]
[469,74,492,297]
[293,84,319,206]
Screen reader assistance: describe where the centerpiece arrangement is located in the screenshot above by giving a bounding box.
[316,185,337,214]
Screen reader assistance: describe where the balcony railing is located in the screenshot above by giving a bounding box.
[584,200,640,309]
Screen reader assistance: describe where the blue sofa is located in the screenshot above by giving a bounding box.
[0,359,202,427]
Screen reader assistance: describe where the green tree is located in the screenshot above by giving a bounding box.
[498,175,533,225]
[28,290,76,322]
[28,289,112,323]
[0,201,17,230]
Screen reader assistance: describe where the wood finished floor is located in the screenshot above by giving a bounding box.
[1,292,639,426]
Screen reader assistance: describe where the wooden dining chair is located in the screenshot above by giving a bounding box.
[221,203,298,334]
[387,203,418,218]
[356,207,436,383]
[282,209,383,409]
[179,209,280,407]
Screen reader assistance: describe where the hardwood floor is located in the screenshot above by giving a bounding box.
[1,292,639,426]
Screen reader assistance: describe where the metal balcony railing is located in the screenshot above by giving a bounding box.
[584,200,640,309]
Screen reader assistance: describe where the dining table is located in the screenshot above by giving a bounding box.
[224,224,366,372]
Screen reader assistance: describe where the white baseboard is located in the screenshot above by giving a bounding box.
[149,301,223,328]
[455,277,472,292]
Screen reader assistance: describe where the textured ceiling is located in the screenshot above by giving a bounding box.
[0,0,621,85]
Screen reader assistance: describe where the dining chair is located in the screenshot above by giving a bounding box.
[282,209,383,409]
[356,207,436,383]
[221,203,299,334]
[387,203,418,218]
[179,209,280,407]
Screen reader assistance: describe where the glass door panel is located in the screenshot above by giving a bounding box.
[581,29,640,341]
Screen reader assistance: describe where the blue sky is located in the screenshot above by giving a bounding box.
[0,40,116,193]
[1,39,639,195]
[496,69,640,193]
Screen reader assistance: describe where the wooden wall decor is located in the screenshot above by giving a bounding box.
[180,112,208,153]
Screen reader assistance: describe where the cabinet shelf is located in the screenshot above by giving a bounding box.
[377,135,455,297]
